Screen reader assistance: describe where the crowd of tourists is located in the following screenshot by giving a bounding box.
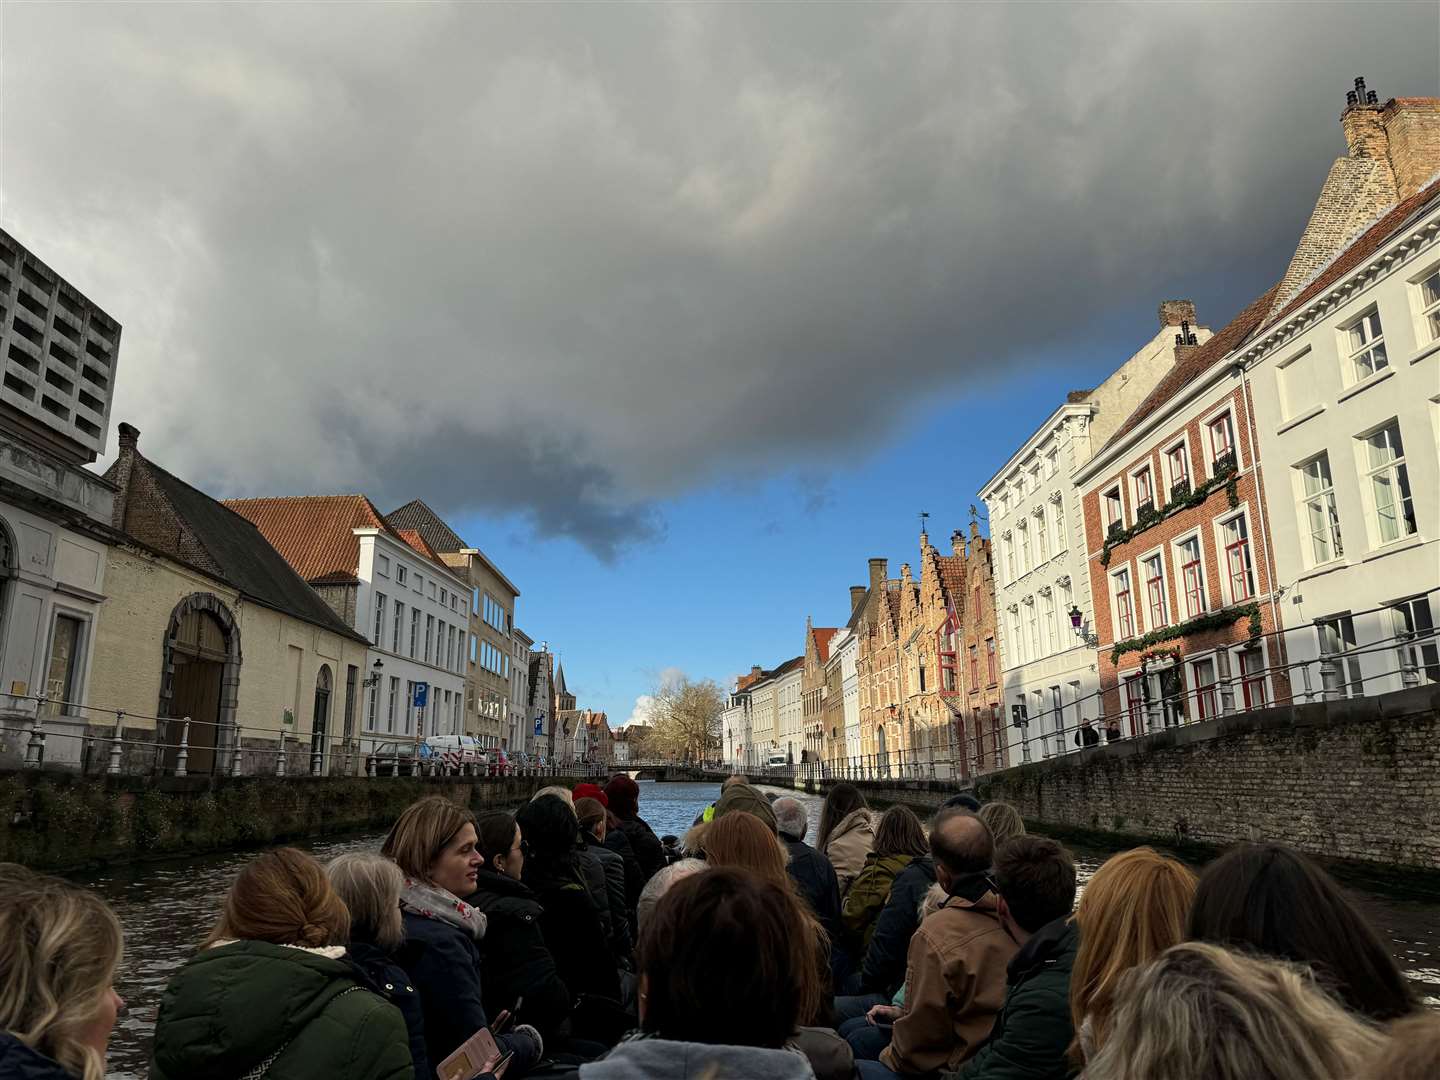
[1,773,1436,1079]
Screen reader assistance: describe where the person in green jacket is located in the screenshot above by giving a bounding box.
[151,848,413,1080]
[842,805,929,955]
[945,836,1080,1080]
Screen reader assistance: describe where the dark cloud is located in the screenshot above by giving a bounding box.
[4,4,1436,559]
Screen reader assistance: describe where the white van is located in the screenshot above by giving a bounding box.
[766,751,788,768]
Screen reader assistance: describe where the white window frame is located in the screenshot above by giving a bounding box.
[41,608,89,717]
[1296,452,1344,568]
[375,554,390,578]
[1356,419,1417,548]
[1316,615,1363,698]
[1103,486,1124,530]
[1110,566,1136,641]
[396,564,408,586]
[1233,641,1271,711]
[1339,306,1389,387]
[1188,652,1220,721]
[1131,464,1156,519]
[1140,548,1168,631]
[1275,346,1316,423]
[1163,439,1191,498]
[1215,509,1257,604]
[1034,507,1049,564]
[1205,408,1238,474]
[1412,262,1440,344]
[1388,595,1439,686]
[1172,533,1208,620]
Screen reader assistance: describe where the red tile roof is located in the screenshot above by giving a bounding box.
[395,528,443,564]
[224,494,393,584]
[1106,283,1281,446]
[812,627,839,663]
[935,554,966,604]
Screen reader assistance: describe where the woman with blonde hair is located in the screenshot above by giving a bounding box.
[1352,1011,1440,1080]
[1080,942,1384,1080]
[699,808,792,890]
[151,847,413,1080]
[976,802,1026,851]
[383,796,542,1074]
[1068,846,1196,1063]
[0,864,124,1080]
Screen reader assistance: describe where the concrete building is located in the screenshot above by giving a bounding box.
[1241,95,1440,700]
[226,495,468,756]
[93,427,370,774]
[981,303,1209,761]
[0,229,120,768]
[386,501,521,751]
[508,627,532,754]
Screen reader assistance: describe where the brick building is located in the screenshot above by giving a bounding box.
[800,617,838,765]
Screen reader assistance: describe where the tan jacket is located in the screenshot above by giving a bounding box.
[881,892,1017,1076]
[823,808,875,895]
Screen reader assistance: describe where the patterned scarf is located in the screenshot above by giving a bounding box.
[399,877,487,940]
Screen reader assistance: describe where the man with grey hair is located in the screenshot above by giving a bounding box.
[774,796,843,958]
[636,857,708,937]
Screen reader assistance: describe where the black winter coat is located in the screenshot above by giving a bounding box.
[524,862,624,1004]
[583,832,635,957]
[347,939,430,1080]
[575,843,615,942]
[861,855,938,996]
[0,1034,75,1080]
[604,826,644,920]
[465,868,573,1040]
[397,910,490,1070]
[782,835,843,940]
[613,814,666,885]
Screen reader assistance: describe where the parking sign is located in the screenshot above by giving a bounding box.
[413,682,429,708]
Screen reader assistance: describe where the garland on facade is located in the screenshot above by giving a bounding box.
[1098,459,1240,568]
[1109,601,1261,664]
[1138,646,1183,670]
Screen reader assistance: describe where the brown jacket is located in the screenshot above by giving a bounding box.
[823,808,875,896]
[881,892,1017,1076]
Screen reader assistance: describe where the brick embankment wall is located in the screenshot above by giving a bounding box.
[0,771,588,872]
[974,686,1440,871]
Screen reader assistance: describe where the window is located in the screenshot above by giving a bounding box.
[1317,616,1363,698]
[42,615,84,715]
[376,554,390,577]
[986,638,996,684]
[1026,601,1041,659]
[367,678,380,732]
[428,581,436,601]
[1208,412,1236,472]
[1190,657,1218,720]
[1238,646,1267,710]
[392,601,403,652]
[373,592,386,646]
[1276,348,1317,422]
[424,615,434,663]
[1419,266,1440,341]
[440,588,447,606]
[1045,449,1058,478]
[972,586,982,621]
[1389,596,1440,685]
[1003,535,1015,582]
[410,608,420,659]
[387,676,399,734]
[1133,466,1155,517]
[1103,487,1124,530]
[413,572,422,594]
[1177,536,1206,618]
[470,634,478,664]
[1051,499,1066,553]
[1041,592,1057,655]
[1007,609,1023,664]
[969,645,979,686]
[1165,441,1191,497]
[1112,568,1135,639]
[1342,308,1388,384]
[472,587,480,615]
[1143,554,1168,628]
[1019,523,1031,572]
[1298,454,1344,565]
[396,564,408,586]
[1123,674,1145,733]
[1221,514,1255,601]
[1034,508,1049,563]
[1361,421,1416,545]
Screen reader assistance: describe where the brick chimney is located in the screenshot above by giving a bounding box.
[108,422,141,530]
[1172,318,1202,365]
[1158,300,1196,328]
[849,585,867,611]
[1271,80,1440,317]
[868,558,888,591]
[952,530,965,557]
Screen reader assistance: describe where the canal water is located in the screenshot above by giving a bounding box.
[71,780,1440,1079]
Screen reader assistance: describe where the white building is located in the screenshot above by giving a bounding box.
[776,659,803,765]
[1245,180,1440,698]
[825,626,862,765]
[508,627,532,753]
[980,304,1208,758]
[747,672,776,768]
[0,229,120,768]
[721,681,749,769]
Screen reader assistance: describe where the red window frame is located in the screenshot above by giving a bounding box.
[985,638,997,684]
[1208,413,1235,468]
[1144,557,1167,628]
[968,645,979,686]
[1114,571,1135,639]
[1123,675,1144,735]
[1180,541,1204,617]
[1135,467,1153,507]
[1104,488,1123,526]
[1167,443,1189,487]
[1192,659,1218,720]
[1239,647,1267,709]
[1224,517,1254,600]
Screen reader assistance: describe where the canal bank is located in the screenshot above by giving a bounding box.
[70,780,1440,1079]
[0,768,593,872]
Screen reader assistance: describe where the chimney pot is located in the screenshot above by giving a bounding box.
[117,423,140,450]
[849,585,867,611]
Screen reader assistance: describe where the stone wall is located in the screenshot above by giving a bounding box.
[974,686,1439,870]
[0,769,588,872]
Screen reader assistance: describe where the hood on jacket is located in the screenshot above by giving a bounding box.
[0,1033,77,1080]
[712,783,778,834]
[1008,913,1079,983]
[831,807,873,839]
[151,940,366,1079]
[580,1037,817,1079]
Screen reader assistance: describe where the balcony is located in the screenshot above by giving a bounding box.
[1170,479,1191,502]
[1107,520,1126,542]
[1211,450,1237,476]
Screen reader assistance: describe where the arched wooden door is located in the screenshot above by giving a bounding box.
[167,609,228,774]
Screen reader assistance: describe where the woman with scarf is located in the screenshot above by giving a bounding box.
[382,796,542,1075]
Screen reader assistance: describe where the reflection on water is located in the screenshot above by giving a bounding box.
[70,780,1439,1079]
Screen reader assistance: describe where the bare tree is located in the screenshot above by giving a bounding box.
[646,673,725,764]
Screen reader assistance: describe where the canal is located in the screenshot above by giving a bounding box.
[72,781,1440,1079]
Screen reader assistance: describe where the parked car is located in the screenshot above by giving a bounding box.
[366,740,420,776]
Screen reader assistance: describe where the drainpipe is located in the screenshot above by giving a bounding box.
[1238,359,1287,692]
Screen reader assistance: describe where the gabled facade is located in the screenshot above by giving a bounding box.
[527,647,554,763]
[952,523,1006,774]
[854,558,902,769]
[801,618,838,765]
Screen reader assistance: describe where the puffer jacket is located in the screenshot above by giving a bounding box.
[881,892,1018,1076]
[0,1033,77,1080]
[604,824,645,920]
[150,940,413,1080]
[346,939,430,1080]
[464,867,572,1041]
[822,808,874,895]
[842,852,914,954]
[945,916,1080,1080]
[861,855,937,996]
[583,831,635,957]
[576,841,616,942]
[614,813,666,885]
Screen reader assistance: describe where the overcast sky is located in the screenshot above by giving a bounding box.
[4,2,1436,723]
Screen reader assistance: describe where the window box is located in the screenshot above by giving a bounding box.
[1169,479,1191,502]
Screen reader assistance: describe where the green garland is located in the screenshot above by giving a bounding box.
[1098,459,1239,568]
[1110,601,1261,664]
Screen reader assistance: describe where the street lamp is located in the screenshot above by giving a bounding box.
[363,658,384,688]
[1069,607,1099,648]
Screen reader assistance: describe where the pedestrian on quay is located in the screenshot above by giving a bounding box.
[1080,942,1384,1080]
[1066,847,1196,1066]
[579,868,823,1080]
[576,797,636,960]
[325,853,431,1080]
[604,773,667,884]
[976,803,1026,852]
[944,835,1080,1080]
[1187,842,1415,1022]
[1073,719,1101,748]
[151,848,413,1080]
[0,864,124,1080]
[816,783,875,898]
[1103,717,1122,742]
[382,796,542,1075]
[842,805,929,959]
